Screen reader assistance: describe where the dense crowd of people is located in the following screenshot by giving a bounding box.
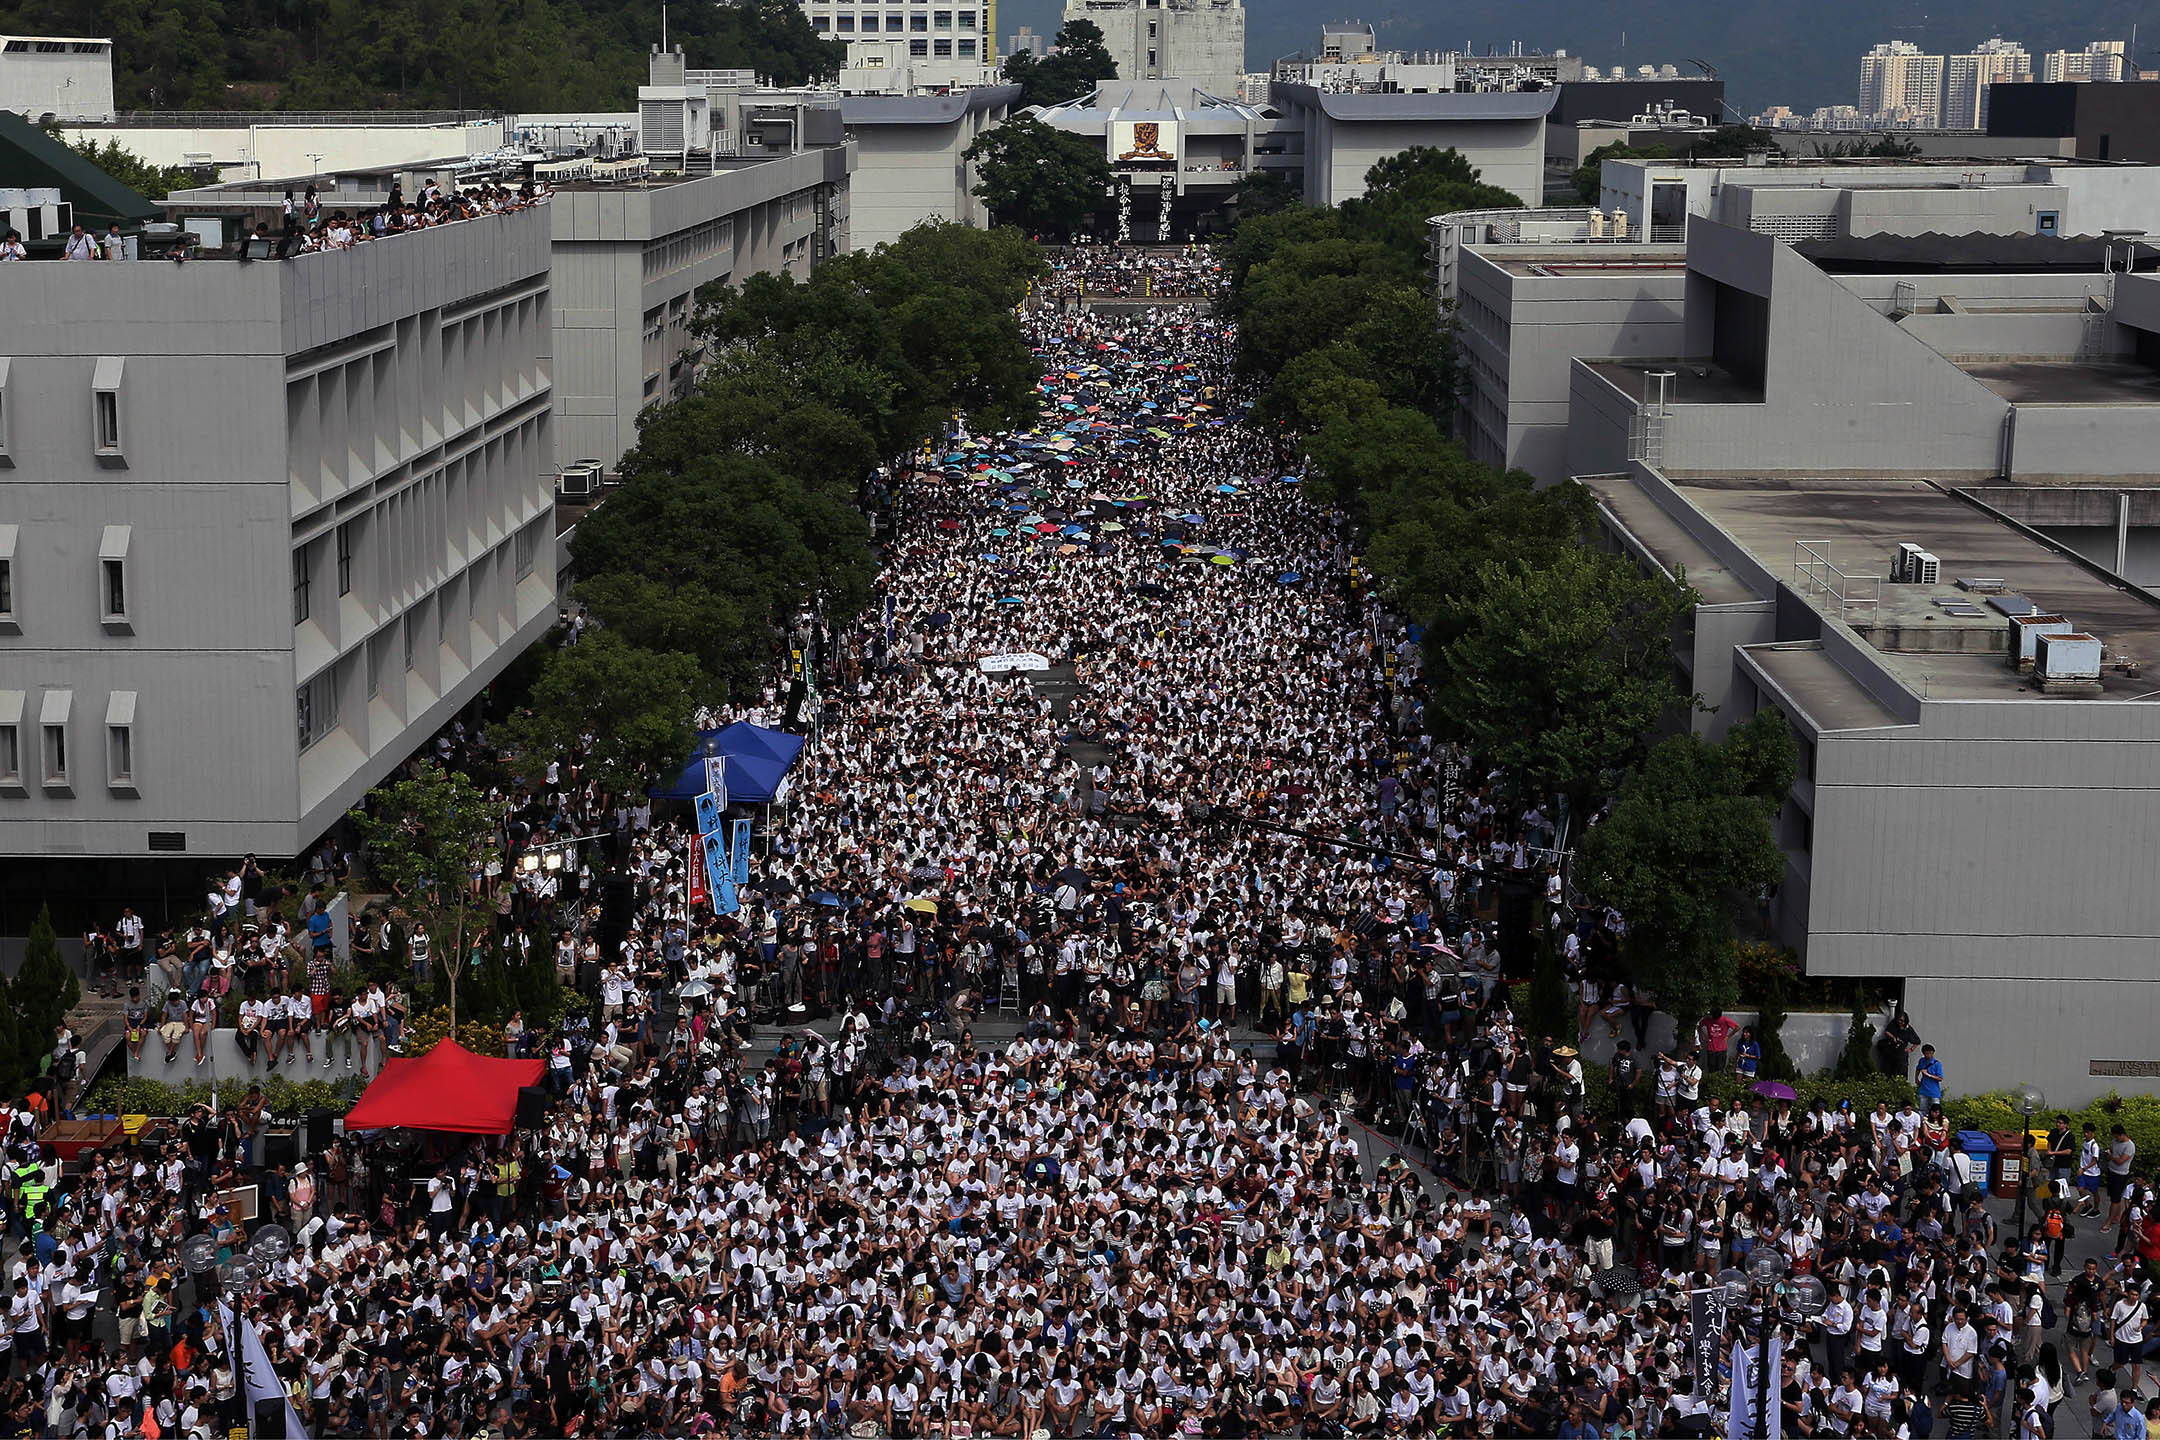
[1041,245,1220,300]
[17,247,2160,1440]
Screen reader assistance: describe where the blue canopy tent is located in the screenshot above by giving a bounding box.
[656,721,807,803]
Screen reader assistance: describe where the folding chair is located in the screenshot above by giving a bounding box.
[996,964,1021,1017]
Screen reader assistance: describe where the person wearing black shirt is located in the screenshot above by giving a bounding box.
[1611,1042,1640,1124]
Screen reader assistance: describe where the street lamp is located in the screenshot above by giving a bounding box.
[1719,1249,1828,1439]
[2014,1082,2047,1238]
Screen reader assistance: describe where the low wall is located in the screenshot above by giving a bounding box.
[1572,1005,1859,1076]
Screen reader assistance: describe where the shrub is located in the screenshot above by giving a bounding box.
[1833,991,1878,1081]
[402,1005,507,1058]
[1754,976,1799,1082]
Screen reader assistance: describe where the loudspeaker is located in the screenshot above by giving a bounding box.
[254,1398,287,1439]
[305,1107,336,1155]
[261,1130,299,1169]
[576,959,600,993]
[596,875,635,941]
[1495,879,1536,977]
[514,1085,551,1130]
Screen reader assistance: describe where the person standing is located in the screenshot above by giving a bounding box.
[63,224,95,260]
[1915,1045,1945,1105]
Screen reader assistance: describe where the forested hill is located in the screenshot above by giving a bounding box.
[5,0,842,112]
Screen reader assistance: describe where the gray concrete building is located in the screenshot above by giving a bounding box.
[1064,0,1245,102]
[841,86,1019,249]
[547,146,854,471]
[0,207,558,863]
[1272,84,1551,208]
[1551,215,2160,1101]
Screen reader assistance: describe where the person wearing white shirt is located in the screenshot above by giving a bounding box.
[1941,1307,1980,1381]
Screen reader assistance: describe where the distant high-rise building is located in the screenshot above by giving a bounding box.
[1062,0,1245,99]
[1944,37,2030,129]
[1006,24,1046,59]
[2041,40,2127,83]
[1858,40,1944,127]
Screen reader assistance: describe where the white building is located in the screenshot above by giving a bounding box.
[800,0,996,73]
[1944,38,2030,130]
[1063,0,1246,101]
[1858,41,1944,128]
[0,208,558,862]
[840,86,1019,248]
[2042,40,2128,83]
[0,35,114,124]
[60,112,510,182]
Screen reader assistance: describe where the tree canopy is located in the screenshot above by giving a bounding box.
[1577,708,1798,1029]
[65,138,200,201]
[965,114,1112,238]
[507,224,1046,796]
[1001,19,1118,107]
[0,0,842,111]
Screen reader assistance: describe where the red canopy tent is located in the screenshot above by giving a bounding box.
[342,1039,544,1134]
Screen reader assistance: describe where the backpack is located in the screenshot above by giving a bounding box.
[2041,1291,2059,1330]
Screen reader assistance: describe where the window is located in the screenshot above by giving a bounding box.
[39,688,69,788]
[106,689,135,790]
[296,668,338,751]
[935,37,951,56]
[367,636,381,699]
[910,37,927,54]
[1147,48,1157,67]
[93,356,124,457]
[0,522,15,625]
[836,14,853,30]
[292,545,312,624]
[911,13,927,30]
[403,610,415,670]
[933,9,951,27]
[958,37,974,55]
[0,689,20,786]
[97,525,131,626]
[515,523,539,580]
[887,12,903,28]
[336,521,355,596]
[958,8,975,26]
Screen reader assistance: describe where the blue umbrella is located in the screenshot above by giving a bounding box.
[1061,525,1085,535]
[1216,485,1239,494]
[991,527,1011,536]
[811,891,843,906]
[1277,572,1303,584]
[999,596,1024,605]
[981,553,1001,561]
[1066,478,1084,488]
[1179,513,1204,523]
[1278,474,1300,484]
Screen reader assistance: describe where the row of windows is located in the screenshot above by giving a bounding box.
[0,526,136,630]
[814,8,976,30]
[0,690,133,793]
[838,35,975,55]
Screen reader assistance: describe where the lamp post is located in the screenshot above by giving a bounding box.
[2014,1082,2046,1239]
[1719,1250,1828,1440]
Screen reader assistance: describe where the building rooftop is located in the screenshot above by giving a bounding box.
[1273,82,1555,123]
[1587,357,1764,404]
[1486,252,1688,278]
[1667,474,2160,700]
[1956,359,2160,405]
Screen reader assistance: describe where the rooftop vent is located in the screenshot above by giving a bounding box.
[2035,630,2103,693]
[2006,612,2071,670]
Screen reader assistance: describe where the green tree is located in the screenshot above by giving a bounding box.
[1002,18,1118,106]
[1230,170,1301,218]
[1576,708,1798,1033]
[1339,146,1523,272]
[1754,975,1799,1081]
[348,762,498,1037]
[13,906,78,1073]
[1433,547,1697,803]
[1835,990,1879,1079]
[965,114,1111,237]
[507,630,708,797]
[64,138,198,201]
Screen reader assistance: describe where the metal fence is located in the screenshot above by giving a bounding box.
[102,110,502,128]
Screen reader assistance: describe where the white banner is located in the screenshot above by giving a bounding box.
[1727,1334,1782,1440]
[978,652,1052,674]
[222,1302,312,1440]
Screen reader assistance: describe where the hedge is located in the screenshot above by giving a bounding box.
[1943,1091,2160,1177]
[84,1073,357,1120]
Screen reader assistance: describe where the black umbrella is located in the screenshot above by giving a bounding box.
[922,613,951,630]
[1053,865,1092,890]
[908,864,945,882]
